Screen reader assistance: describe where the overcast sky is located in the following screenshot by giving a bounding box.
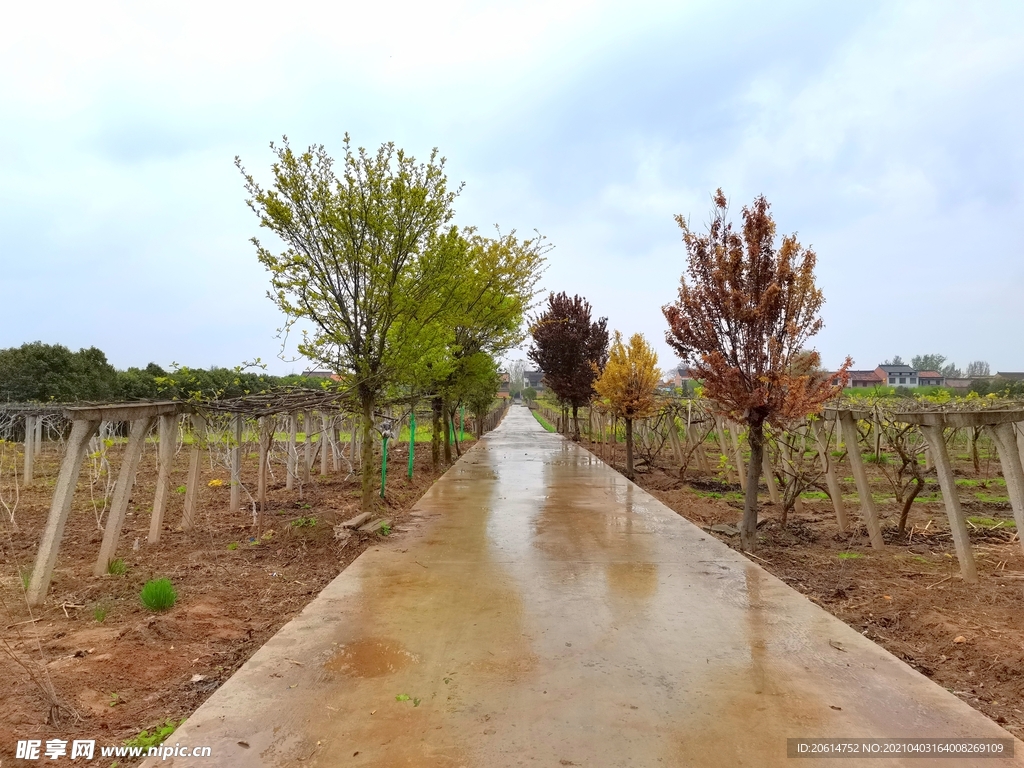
[3,0,1022,375]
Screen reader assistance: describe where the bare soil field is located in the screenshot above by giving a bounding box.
[587,436,1024,741]
[0,436,461,764]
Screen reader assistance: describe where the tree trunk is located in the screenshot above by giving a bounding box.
[450,407,462,458]
[971,427,981,475]
[625,417,634,480]
[360,392,376,513]
[443,400,452,464]
[898,476,924,534]
[741,417,765,551]
[571,404,580,441]
[431,397,442,470]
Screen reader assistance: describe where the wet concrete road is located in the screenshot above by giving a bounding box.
[146,405,1023,767]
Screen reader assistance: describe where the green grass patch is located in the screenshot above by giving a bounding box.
[140,578,177,612]
[976,493,1010,504]
[838,552,863,560]
[106,558,127,576]
[800,490,830,500]
[92,603,109,622]
[123,719,185,750]
[967,516,1015,529]
[531,410,556,432]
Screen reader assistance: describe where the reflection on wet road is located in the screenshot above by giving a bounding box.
[144,405,1023,768]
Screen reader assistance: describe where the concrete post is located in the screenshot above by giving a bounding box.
[148,413,176,545]
[838,412,885,550]
[27,419,101,605]
[331,417,342,473]
[761,450,781,505]
[302,410,312,484]
[258,416,271,524]
[667,416,684,469]
[714,417,736,484]
[230,414,242,514]
[181,413,207,531]
[287,413,297,490]
[94,416,154,576]
[1016,423,1024,472]
[811,419,847,532]
[989,423,1024,555]
[729,422,746,492]
[23,415,35,485]
[34,416,42,456]
[351,417,360,470]
[921,424,978,583]
[320,412,329,476]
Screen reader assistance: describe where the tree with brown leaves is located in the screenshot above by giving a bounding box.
[529,292,609,439]
[663,190,850,550]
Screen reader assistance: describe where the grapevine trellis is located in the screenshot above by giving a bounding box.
[0,389,510,607]
[532,395,1024,584]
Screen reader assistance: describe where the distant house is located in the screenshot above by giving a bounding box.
[524,370,545,392]
[944,378,973,392]
[996,371,1024,382]
[660,366,700,393]
[875,364,921,386]
[842,365,945,389]
[497,372,511,399]
[846,370,884,388]
[301,369,342,381]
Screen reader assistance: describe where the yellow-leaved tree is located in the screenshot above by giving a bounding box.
[594,331,660,479]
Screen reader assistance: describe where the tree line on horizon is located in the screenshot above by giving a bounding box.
[0,341,319,403]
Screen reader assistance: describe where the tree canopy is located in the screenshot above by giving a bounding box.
[663,190,848,549]
[239,136,546,510]
[528,292,609,439]
[594,331,660,479]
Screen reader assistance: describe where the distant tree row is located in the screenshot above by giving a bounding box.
[0,341,318,403]
[530,189,846,551]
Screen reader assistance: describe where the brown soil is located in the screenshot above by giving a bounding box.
[584,436,1024,741]
[0,435,466,764]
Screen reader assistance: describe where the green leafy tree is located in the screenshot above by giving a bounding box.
[238,136,462,511]
[0,342,118,402]
[422,229,547,464]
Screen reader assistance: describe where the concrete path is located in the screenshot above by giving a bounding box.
[146,405,1022,767]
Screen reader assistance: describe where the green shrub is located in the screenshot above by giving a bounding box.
[107,558,128,576]
[123,719,185,750]
[93,603,109,622]
[227,541,239,551]
[140,578,177,612]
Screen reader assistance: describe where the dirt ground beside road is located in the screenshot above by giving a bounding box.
[592,438,1024,742]
[1,438,460,764]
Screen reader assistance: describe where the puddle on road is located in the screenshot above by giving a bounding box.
[324,638,419,678]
